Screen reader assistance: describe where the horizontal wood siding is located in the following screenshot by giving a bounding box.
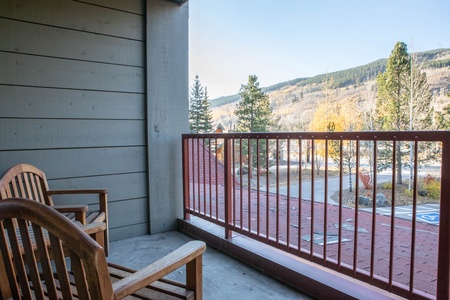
[0,18,144,66]
[0,0,148,241]
[0,119,146,150]
[0,52,144,92]
[0,147,147,178]
[0,86,145,120]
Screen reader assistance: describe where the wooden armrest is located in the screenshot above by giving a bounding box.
[54,204,88,224]
[77,222,107,235]
[53,204,88,213]
[48,189,107,211]
[112,241,206,299]
[47,189,108,195]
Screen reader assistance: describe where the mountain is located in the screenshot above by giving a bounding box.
[211,48,450,131]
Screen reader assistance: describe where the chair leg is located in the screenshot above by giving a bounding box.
[100,193,109,257]
[0,251,13,299]
[103,225,109,257]
[186,256,202,300]
[90,232,105,251]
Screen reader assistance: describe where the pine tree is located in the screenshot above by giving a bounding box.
[375,42,433,184]
[189,75,213,133]
[200,87,213,133]
[376,42,411,131]
[235,75,273,132]
[235,75,274,170]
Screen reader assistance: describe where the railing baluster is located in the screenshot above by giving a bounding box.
[232,139,236,227]
[203,137,207,215]
[353,139,360,275]
[287,138,291,249]
[197,137,201,213]
[224,137,232,239]
[208,138,212,217]
[215,137,219,221]
[276,137,280,245]
[409,140,419,295]
[256,138,261,236]
[298,138,303,255]
[310,139,315,258]
[248,137,252,233]
[338,139,343,267]
[239,138,243,230]
[323,138,329,264]
[389,139,397,288]
[370,139,378,281]
[266,138,270,241]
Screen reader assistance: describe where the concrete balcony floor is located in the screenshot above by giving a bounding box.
[107,231,314,300]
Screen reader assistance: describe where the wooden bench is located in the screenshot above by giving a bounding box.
[0,198,205,299]
[0,164,108,256]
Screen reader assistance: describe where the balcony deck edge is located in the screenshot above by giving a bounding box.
[178,217,405,300]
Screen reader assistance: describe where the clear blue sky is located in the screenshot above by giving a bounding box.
[189,0,450,99]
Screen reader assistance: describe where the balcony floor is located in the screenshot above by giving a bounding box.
[107,231,314,300]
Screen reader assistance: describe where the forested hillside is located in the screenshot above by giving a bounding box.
[211,48,450,131]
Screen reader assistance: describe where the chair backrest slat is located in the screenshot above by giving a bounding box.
[0,221,21,298]
[33,224,60,299]
[70,249,91,299]
[28,173,41,202]
[10,176,21,197]
[18,173,29,198]
[18,219,46,299]
[4,218,33,299]
[49,233,75,299]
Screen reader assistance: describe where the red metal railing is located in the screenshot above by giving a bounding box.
[182,131,450,299]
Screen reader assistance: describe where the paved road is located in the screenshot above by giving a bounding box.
[267,173,392,204]
[263,165,441,225]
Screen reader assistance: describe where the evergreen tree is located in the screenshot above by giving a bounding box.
[375,42,433,184]
[235,75,274,170]
[199,87,213,133]
[189,75,213,133]
[235,75,273,132]
[376,42,411,131]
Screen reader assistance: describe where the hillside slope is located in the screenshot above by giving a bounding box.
[211,48,450,131]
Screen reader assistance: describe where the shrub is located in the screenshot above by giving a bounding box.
[423,173,436,186]
[381,182,392,189]
[425,180,440,199]
[358,172,372,189]
[404,187,414,198]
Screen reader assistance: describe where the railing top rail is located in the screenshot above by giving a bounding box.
[183,131,450,142]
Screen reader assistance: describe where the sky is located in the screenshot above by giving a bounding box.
[188,0,450,99]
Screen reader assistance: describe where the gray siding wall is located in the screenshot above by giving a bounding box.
[0,0,188,240]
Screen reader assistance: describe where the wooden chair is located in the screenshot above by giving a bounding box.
[0,198,206,299]
[0,163,109,256]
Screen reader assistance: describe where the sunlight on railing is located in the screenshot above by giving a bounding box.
[182,131,450,300]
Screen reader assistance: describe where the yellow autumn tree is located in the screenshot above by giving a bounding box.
[310,97,362,187]
[309,100,342,174]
